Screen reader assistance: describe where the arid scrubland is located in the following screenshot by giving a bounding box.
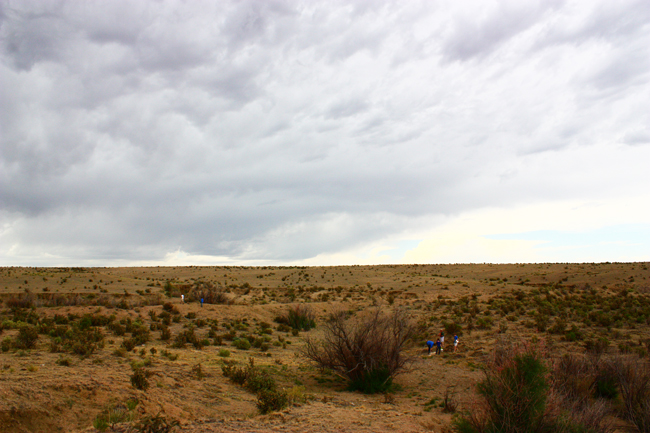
[1,263,650,433]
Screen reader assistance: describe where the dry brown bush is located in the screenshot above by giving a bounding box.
[303,308,415,393]
[614,356,650,432]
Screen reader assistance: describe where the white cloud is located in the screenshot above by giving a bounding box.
[1,0,649,265]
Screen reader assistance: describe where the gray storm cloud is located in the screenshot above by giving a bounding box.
[1,0,649,265]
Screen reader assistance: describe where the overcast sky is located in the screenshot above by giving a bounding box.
[1,0,649,266]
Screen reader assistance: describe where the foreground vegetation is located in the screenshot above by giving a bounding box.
[0,263,649,432]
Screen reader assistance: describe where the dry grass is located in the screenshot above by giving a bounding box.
[0,263,649,432]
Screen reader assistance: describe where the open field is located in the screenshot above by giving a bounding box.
[1,263,650,433]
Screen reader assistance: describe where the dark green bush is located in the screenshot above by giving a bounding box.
[245,369,276,394]
[1,337,11,352]
[221,361,249,385]
[122,338,137,352]
[109,322,126,336]
[585,338,609,356]
[256,389,289,414]
[348,365,393,394]
[159,326,171,341]
[130,366,151,390]
[222,358,287,414]
[233,338,251,350]
[454,343,549,433]
[172,328,202,349]
[476,316,493,330]
[443,321,463,336]
[594,365,618,400]
[14,325,39,349]
[276,323,291,333]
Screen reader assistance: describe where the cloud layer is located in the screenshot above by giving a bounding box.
[1,0,649,265]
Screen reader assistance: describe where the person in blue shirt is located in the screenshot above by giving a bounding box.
[426,340,434,355]
[453,335,459,353]
[435,338,442,355]
[200,298,204,307]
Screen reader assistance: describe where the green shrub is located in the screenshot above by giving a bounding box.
[548,318,567,335]
[160,349,178,361]
[222,357,283,413]
[348,365,393,394]
[585,337,609,356]
[191,363,205,380]
[2,337,13,352]
[222,361,249,385]
[476,316,493,330]
[159,326,171,341]
[218,349,230,357]
[276,323,291,333]
[245,367,276,394]
[594,364,618,400]
[14,325,39,349]
[122,338,137,352]
[56,357,72,366]
[443,321,463,336]
[233,338,251,350]
[454,343,548,433]
[256,389,289,414]
[565,325,584,342]
[130,366,151,390]
[93,416,109,432]
[172,328,202,349]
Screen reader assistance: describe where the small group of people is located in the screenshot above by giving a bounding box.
[426,330,459,356]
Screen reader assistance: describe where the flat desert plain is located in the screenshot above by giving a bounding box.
[1,263,649,433]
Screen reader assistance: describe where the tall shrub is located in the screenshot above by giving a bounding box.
[303,308,414,393]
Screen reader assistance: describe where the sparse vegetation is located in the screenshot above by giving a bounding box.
[131,413,180,433]
[1,263,649,432]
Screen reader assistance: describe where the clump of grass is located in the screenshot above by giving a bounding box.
[56,357,72,366]
[131,413,179,433]
[160,349,178,361]
[93,403,133,432]
[191,363,205,380]
[275,305,316,331]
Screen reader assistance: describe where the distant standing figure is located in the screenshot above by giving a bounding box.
[435,338,442,355]
[200,298,204,307]
[181,294,184,303]
[426,340,434,355]
[440,330,445,348]
[453,335,459,353]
